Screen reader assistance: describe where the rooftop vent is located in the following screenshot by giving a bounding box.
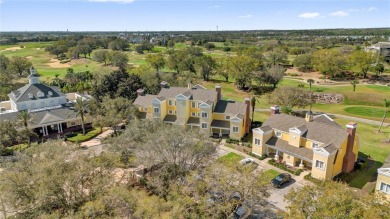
[48,91,53,97]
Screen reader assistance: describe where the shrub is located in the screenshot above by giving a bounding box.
[267,159,303,176]
[250,152,267,160]
[304,173,323,185]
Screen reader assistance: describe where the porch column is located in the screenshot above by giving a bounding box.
[299,159,304,169]
[274,150,279,161]
[57,123,61,133]
[60,123,63,133]
[45,126,48,136]
[219,129,222,138]
[42,126,47,136]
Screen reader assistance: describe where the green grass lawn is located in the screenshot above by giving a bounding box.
[263,169,281,179]
[66,128,101,143]
[344,107,386,119]
[217,152,244,164]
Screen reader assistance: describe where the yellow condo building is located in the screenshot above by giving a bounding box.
[252,106,359,180]
[133,82,251,140]
[375,154,390,199]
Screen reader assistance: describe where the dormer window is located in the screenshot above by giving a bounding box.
[37,91,44,98]
[28,93,33,99]
[312,142,320,148]
[48,91,53,97]
[225,115,230,120]
[275,131,282,138]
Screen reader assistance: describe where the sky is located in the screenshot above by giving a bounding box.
[0,0,389,31]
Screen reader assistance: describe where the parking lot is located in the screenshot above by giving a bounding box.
[217,145,308,212]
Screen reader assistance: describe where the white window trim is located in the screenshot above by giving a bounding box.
[153,107,159,113]
[191,112,196,117]
[315,160,325,171]
[201,112,208,118]
[201,122,208,129]
[254,138,261,146]
[233,126,239,133]
[380,182,390,194]
[312,142,320,148]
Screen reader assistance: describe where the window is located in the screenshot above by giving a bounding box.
[168,100,172,106]
[197,113,200,117]
[225,115,230,120]
[312,142,319,148]
[380,182,390,194]
[169,110,173,114]
[153,107,159,113]
[276,131,282,138]
[233,126,239,133]
[198,103,201,108]
[144,107,148,112]
[192,102,196,108]
[191,112,196,117]
[201,112,208,118]
[201,123,208,129]
[315,160,325,170]
[254,138,261,146]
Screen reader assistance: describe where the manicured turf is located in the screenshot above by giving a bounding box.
[263,169,281,179]
[344,107,386,118]
[217,152,244,164]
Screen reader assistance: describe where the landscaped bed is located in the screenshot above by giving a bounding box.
[66,128,101,143]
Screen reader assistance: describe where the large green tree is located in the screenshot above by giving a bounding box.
[350,50,376,78]
[9,56,32,76]
[146,53,166,72]
[195,55,216,81]
[74,97,89,135]
[229,55,259,89]
[293,53,313,72]
[313,49,346,81]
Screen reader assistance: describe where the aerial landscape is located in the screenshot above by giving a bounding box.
[0,0,390,218]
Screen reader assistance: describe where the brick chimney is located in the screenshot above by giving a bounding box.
[215,84,221,101]
[160,81,168,88]
[271,105,280,115]
[245,97,251,133]
[343,122,357,173]
[136,89,144,97]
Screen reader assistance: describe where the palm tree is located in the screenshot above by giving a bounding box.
[378,99,390,133]
[351,80,359,91]
[307,79,315,91]
[17,110,32,147]
[74,97,88,135]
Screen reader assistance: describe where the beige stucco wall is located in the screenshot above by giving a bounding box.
[312,152,336,180]
[288,131,301,147]
[0,101,11,110]
[283,153,298,166]
[229,120,242,140]
[376,173,390,200]
[252,130,273,156]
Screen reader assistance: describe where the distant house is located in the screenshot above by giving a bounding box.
[376,154,390,199]
[0,67,91,137]
[365,42,390,62]
[252,107,359,180]
[133,82,251,140]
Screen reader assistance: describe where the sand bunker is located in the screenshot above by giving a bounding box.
[46,58,71,68]
[1,46,23,52]
[25,56,33,59]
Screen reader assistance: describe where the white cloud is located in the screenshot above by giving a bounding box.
[209,5,220,9]
[298,12,320,18]
[88,0,134,3]
[238,14,252,18]
[330,11,349,17]
[367,7,377,11]
[347,9,360,12]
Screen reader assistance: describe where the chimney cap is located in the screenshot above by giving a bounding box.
[137,88,144,92]
[215,84,221,88]
[271,105,279,110]
[245,97,250,101]
[346,122,357,129]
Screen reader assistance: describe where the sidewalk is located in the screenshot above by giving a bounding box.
[81,129,114,147]
[218,140,310,184]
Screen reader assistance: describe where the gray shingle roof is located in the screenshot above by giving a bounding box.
[158,87,217,102]
[313,114,341,127]
[163,115,177,123]
[9,84,64,102]
[187,117,200,125]
[133,95,158,108]
[211,120,230,128]
[266,137,313,162]
[214,100,246,115]
[256,125,273,133]
[264,114,348,148]
[0,105,80,128]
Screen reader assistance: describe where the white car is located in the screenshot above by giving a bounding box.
[239,157,256,165]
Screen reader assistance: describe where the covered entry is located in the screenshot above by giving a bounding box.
[211,120,230,138]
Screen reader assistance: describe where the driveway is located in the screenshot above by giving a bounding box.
[218,144,309,212]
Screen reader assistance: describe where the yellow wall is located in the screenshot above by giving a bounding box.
[252,131,273,156]
[160,100,167,120]
[283,153,298,166]
[376,173,390,200]
[213,113,228,120]
[312,152,336,180]
[332,138,348,177]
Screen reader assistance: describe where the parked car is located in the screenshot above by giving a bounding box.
[271,173,291,188]
[239,157,256,165]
